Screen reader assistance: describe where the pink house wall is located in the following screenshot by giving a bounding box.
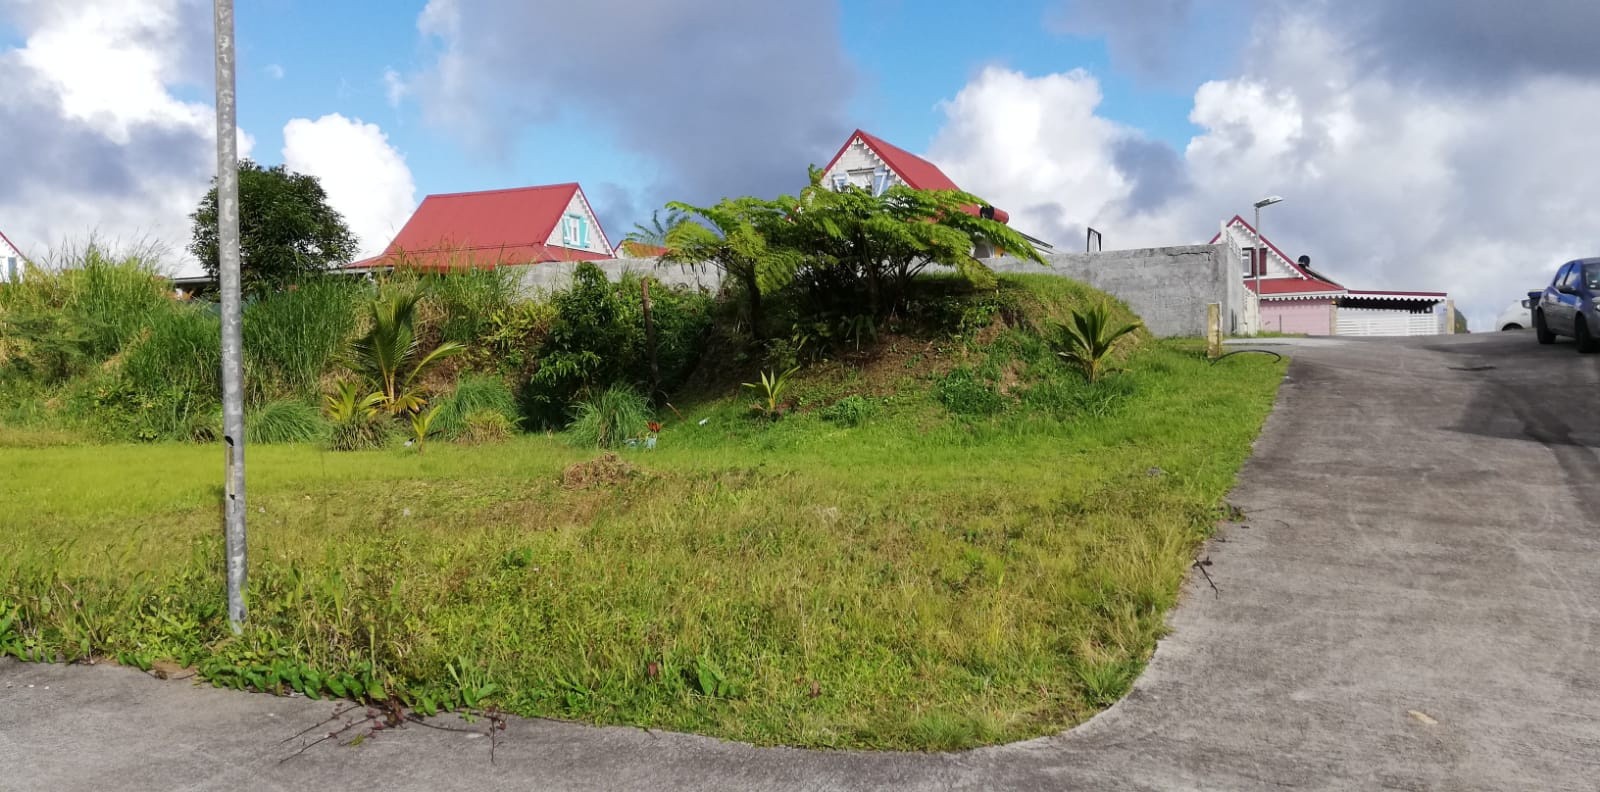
[1261,299,1333,335]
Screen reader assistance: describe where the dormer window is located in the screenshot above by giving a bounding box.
[562,214,589,248]
[831,173,848,191]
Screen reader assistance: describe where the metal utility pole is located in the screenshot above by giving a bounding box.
[213,0,248,633]
[1253,195,1284,301]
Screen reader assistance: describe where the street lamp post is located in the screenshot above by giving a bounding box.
[1253,196,1284,313]
[213,0,248,633]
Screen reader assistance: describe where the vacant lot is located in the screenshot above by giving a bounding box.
[1,324,1282,750]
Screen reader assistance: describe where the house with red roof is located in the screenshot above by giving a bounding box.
[349,182,612,271]
[0,228,26,284]
[818,130,1054,255]
[1213,216,1451,336]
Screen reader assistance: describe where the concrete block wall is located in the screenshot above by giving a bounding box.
[511,258,722,295]
[985,244,1246,338]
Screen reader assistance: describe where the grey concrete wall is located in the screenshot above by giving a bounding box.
[985,244,1241,337]
[511,258,721,296]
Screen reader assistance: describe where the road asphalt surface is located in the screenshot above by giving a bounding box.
[4,331,1598,791]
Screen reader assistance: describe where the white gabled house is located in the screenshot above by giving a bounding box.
[1213,216,1452,336]
[817,130,1054,255]
[0,228,25,283]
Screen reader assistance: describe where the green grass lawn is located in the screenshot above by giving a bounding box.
[0,326,1284,750]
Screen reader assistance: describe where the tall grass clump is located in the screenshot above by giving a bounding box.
[246,399,326,444]
[432,373,520,439]
[243,277,364,399]
[0,244,171,384]
[74,248,172,359]
[567,384,652,448]
[412,268,520,345]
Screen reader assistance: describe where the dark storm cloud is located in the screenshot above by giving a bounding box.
[1047,0,1197,79]
[415,0,857,209]
[1112,136,1190,213]
[1053,0,1600,88]
[1337,0,1600,86]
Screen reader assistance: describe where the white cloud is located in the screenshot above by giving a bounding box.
[281,114,417,258]
[927,12,1600,329]
[0,0,229,274]
[383,68,408,108]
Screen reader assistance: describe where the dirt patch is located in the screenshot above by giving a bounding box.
[561,453,645,490]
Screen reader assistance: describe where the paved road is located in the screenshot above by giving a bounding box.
[4,332,1598,791]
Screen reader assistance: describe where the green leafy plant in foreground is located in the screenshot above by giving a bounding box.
[1053,303,1142,383]
[743,366,799,420]
[324,381,387,451]
[349,293,466,415]
[408,405,441,453]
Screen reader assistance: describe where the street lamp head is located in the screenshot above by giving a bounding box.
[1254,196,1285,209]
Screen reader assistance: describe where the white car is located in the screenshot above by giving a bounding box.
[1496,297,1534,331]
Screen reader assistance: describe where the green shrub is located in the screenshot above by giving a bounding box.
[1051,303,1142,383]
[524,264,711,428]
[937,368,1005,417]
[246,400,326,444]
[821,395,877,427]
[433,374,520,439]
[72,247,172,359]
[567,384,652,449]
[243,277,363,399]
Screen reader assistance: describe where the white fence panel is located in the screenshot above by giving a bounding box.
[1336,308,1442,337]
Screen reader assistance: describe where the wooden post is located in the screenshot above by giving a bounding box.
[1207,302,1222,359]
[642,278,660,398]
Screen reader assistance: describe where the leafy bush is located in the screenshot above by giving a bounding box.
[246,400,326,444]
[567,384,652,449]
[243,277,363,399]
[524,264,711,428]
[821,395,877,427]
[432,374,520,439]
[937,368,1005,417]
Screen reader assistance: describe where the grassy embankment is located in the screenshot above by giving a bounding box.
[0,274,1284,750]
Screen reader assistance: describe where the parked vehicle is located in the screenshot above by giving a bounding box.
[1533,258,1600,352]
[1496,297,1533,330]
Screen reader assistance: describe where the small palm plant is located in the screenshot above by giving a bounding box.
[325,381,387,451]
[743,366,800,420]
[350,293,466,415]
[1053,304,1142,383]
[409,405,441,454]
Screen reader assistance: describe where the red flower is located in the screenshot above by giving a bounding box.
[647,421,661,433]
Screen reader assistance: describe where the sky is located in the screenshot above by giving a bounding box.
[3,0,1600,328]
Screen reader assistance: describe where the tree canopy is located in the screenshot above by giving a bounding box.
[659,168,1043,337]
[189,160,359,294]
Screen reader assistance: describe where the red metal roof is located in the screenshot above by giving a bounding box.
[1211,215,1342,287]
[349,183,611,271]
[822,129,1010,224]
[0,227,24,260]
[1245,278,1344,296]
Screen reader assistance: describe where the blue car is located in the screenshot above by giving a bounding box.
[1535,258,1600,352]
